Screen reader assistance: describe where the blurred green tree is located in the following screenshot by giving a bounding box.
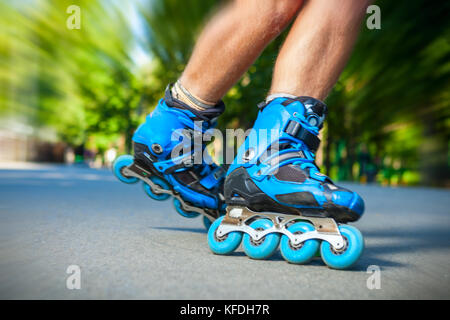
[0,0,144,158]
[0,0,448,185]
[138,0,449,186]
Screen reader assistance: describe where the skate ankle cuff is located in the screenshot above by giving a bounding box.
[173,80,216,108]
[281,96,328,129]
[164,84,225,121]
[259,95,328,130]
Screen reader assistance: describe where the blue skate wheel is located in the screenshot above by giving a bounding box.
[208,216,243,255]
[113,155,138,184]
[203,216,213,230]
[143,177,171,201]
[280,221,320,264]
[173,198,200,218]
[320,225,364,270]
[242,219,280,260]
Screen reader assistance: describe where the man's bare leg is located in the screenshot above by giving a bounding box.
[216,1,369,256]
[269,0,370,100]
[177,0,303,106]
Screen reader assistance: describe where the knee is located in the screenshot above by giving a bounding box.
[322,0,371,19]
[237,0,303,32]
[271,0,303,27]
[273,0,304,19]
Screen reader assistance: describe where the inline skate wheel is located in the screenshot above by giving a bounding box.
[142,177,171,201]
[242,219,280,260]
[208,216,243,255]
[203,216,213,230]
[113,155,138,184]
[173,198,200,218]
[280,221,320,264]
[320,225,364,270]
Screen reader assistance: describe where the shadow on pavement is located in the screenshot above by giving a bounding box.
[150,226,207,234]
[359,225,450,270]
[148,220,450,272]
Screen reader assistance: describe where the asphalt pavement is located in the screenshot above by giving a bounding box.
[0,163,449,299]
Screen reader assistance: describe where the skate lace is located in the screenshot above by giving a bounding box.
[299,161,319,174]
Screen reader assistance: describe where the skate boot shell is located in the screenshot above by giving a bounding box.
[113,86,226,229]
[208,97,365,269]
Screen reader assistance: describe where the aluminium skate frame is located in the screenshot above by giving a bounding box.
[121,162,220,223]
[216,206,346,251]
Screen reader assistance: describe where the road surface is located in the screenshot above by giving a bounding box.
[0,163,449,299]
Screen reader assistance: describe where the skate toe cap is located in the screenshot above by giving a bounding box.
[349,192,365,217]
[331,191,365,218]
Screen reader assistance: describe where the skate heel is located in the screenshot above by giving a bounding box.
[113,154,172,201]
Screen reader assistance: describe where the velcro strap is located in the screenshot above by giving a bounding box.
[212,166,226,180]
[284,120,320,152]
[200,167,225,189]
[267,151,306,167]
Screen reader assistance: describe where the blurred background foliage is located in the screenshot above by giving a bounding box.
[0,0,448,187]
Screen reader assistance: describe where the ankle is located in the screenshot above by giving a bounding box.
[171,80,217,112]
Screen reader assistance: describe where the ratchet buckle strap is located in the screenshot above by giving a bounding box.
[284,120,320,153]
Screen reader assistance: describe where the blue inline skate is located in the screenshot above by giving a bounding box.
[113,85,226,229]
[208,96,365,269]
